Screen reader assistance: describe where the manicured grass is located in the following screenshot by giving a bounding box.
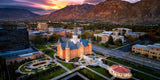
[59,62,75,70]
[80,69,106,80]
[35,45,47,50]
[89,67,112,78]
[107,58,160,77]
[132,70,158,80]
[39,67,66,80]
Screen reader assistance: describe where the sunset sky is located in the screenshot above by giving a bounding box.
[0,0,141,15]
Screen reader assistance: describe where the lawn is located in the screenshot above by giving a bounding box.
[89,67,112,78]
[59,62,75,70]
[35,45,47,50]
[39,67,66,80]
[79,69,106,80]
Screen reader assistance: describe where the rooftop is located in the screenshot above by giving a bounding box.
[110,65,130,73]
[60,39,89,50]
[134,43,160,49]
[127,32,139,35]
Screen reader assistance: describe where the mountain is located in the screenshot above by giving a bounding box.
[0,8,39,21]
[80,0,160,24]
[33,4,94,21]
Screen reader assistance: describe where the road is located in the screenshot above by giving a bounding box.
[92,45,160,70]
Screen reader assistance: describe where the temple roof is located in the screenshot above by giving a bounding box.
[61,39,89,50]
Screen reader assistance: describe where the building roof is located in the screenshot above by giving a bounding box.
[134,43,160,49]
[133,44,150,49]
[127,32,139,35]
[110,65,130,73]
[73,27,78,35]
[151,43,160,48]
[60,39,89,50]
[102,31,113,34]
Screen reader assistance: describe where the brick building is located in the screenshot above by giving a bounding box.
[132,43,160,60]
[57,27,92,62]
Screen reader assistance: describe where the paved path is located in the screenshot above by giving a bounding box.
[53,60,70,72]
[93,45,160,70]
[50,66,85,80]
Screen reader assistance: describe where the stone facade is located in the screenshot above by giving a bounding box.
[57,27,92,62]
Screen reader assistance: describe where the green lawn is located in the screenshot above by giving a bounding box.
[59,62,75,70]
[39,67,66,80]
[35,45,47,50]
[89,67,112,78]
[80,69,106,80]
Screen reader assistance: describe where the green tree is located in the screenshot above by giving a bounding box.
[96,36,101,43]
[104,42,109,48]
[114,39,122,46]
[108,36,114,45]
[31,35,47,45]
[48,33,59,42]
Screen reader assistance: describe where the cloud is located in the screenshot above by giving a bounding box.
[83,0,106,5]
[0,0,141,15]
[122,0,141,3]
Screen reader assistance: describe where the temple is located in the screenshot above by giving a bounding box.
[56,26,92,62]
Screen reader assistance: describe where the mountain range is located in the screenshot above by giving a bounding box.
[0,0,160,24]
[0,8,39,21]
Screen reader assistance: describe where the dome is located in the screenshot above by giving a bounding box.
[110,65,130,73]
[108,65,132,79]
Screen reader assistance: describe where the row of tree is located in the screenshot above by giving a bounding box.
[30,33,59,45]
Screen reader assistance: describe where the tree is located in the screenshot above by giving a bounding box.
[96,36,101,43]
[48,33,58,42]
[30,35,47,45]
[114,39,122,46]
[108,36,114,45]
[104,42,109,48]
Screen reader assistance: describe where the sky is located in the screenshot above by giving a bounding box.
[0,0,141,15]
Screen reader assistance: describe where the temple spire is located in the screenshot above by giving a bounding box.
[65,40,69,48]
[57,39,61,45]
[73,23,77,35]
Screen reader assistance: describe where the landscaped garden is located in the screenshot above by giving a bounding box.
[88,66,112,78]
[42,49,56,58]
[59,62,75,70]
[79,68,106,80]
[20,66,66,80]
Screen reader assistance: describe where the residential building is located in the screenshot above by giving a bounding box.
[48,24,64,33]
[94,31,125,43]
[126,32,146,38]
[112,28,132,35]
[132,43,160,60]
[37,22,48,32]
[57,27,92,62]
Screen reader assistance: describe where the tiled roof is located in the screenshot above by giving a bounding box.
[61,39,89,50]
[111,65,130,73]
